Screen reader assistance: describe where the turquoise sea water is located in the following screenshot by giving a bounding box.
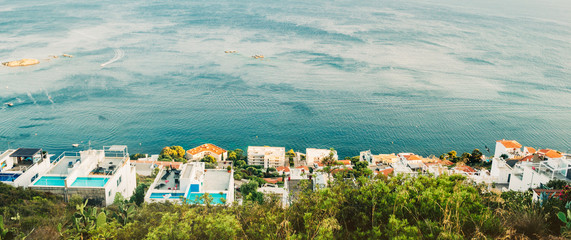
[0,0,569,157]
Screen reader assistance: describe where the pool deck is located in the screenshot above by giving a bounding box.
[48,156,80,175]
[154,169,182,191]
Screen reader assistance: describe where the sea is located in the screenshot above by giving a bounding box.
[0,0,569,158]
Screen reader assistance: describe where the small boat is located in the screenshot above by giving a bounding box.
[5,103,13,107]
[72,144,79,148]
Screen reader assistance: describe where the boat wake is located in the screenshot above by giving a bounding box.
[100,48,124,67]
[44,89,55,104]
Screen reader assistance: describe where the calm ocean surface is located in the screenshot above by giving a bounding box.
[0,0,569,157]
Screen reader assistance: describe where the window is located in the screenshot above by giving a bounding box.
[117,176,122,186]
[108,191,112,196]
[31,173,39,182]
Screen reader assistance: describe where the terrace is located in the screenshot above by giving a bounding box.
[4,148,42,172]
[5,161,33,172]
[153,168,183,191]
[90,157,125,176]
[48,153,81,175]
[203,170,230,191]
[145,162,234,205]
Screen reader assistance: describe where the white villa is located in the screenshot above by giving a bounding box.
[247,146,286,169]
[360,150,373,165]
[290,166,310,180]
[489,139,570,191]
[28,146,136,206]
[360,150,399,165]
[507,154,571,191]
[426,163,450,177]
[259,183,289,207]
[391,161,416,176]
[490,158,517,186]
[398,153,427,172]
[494,139,523,159]
[0,148,52,187]
[305,148,337,166]
[144,162,234,205]
[185,144,228,162]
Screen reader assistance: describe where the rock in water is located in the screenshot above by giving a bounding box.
[2,59,40,67]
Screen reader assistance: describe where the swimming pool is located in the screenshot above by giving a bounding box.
[33,176,66,186]
[71,177,109,187]
[186,193,227,205]
[149,193,185,199]
[0,173,21,182]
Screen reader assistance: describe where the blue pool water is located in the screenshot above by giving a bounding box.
[33,176,66,186]
[186,193,227,205]
[0,0,569,156]
[0,173,21,182]
[71,177,109,187]
[149,193,185,199]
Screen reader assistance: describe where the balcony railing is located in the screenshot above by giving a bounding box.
[52,152,81,164]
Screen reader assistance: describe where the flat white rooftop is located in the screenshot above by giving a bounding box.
[203,170,231,191]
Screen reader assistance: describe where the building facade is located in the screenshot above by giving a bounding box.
[145,162,234,205]
[247,146,286,169]
[28,146,136,206]
[0,148,52,187]
[305,148,337,166]
[185,144,227,162]
[494,140,523,159]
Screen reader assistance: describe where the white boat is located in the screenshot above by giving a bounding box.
[72,144,79,147]
[5,103,13,107]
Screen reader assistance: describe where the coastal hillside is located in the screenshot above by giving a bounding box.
[1,174,569,239]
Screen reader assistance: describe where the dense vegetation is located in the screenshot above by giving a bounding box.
[158,146,186,162]
[1,173,570,239]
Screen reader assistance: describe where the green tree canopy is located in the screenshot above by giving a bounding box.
[201,155,216,164]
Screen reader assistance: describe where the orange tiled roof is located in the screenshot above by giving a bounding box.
[296,166,309,171]
[538,149,563,159]
[338,160,352,165]
[439,160,454,166]
[497,140,522,149]
[379,168,394,176]
[263,177,283,184]
[187,144,227,155]
[520,155,534,162]
[546,151,563,159]
[455,165,476,173]
[524,147,536,154]
[276,166,290,172]
[406,155,422,160]
[331,167,352,174]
